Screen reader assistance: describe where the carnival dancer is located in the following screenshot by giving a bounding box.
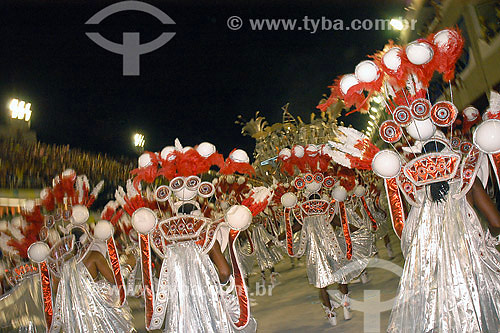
[119,140,261,332]
[49,227,136,333]
[0,214,46,332]
[322,28,500,332]
[276,144,377,326]
[248,214,282,286]
[336,167,376,284]
[384,137,500,332]
[18,169,136,332]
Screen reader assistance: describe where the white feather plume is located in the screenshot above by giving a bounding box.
[115,186,127,207]
[126,179,140,198]
[91,180,104,198]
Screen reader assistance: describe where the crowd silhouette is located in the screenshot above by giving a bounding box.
[0,139,134,190]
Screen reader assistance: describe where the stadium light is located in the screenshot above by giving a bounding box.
[369,114,377,120]
[134,133,145,148]
[9,98,32,122]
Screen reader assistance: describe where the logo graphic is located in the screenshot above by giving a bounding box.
[351,258,403,332]
[85,1,176,76]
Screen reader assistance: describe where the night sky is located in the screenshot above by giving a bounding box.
[1,0,409,158]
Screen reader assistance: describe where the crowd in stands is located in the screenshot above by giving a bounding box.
[0,139,134,190]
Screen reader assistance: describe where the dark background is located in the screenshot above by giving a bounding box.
[0,0,408,158]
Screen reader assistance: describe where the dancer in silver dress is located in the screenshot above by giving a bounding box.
[276,166,375,326]
[248,215,282,286]
[121,141,258,332]
[386,139,500,332]
[50,229,135,333]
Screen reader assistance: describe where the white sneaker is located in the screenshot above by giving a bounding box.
[343,306,352,320]
[270,272,280,286]
[360,271,370,284]
[386,243,395,259]
[342,294,352,320]
[322,305,337,326]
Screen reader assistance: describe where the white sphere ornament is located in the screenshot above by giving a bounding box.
[354,185,366,197]
[355,60,379,82]
[160,146,175,160]
[463,106,479,121]
[23,200,35,212]
[339,74,360,95]
[230,149,250,163]
[279,148,292,160]
[138,153,153,168]
[40,188,51,200]
[406,42,434,65]
[196,142,216,157]
[28,242,50,263]
[473,119,500,154]
[433,29,451,48]
[71,205,89,225]
[62,169,76,178]
[332,186,348,202]
[281,192,297,208]
[371,150,402,179]
[94,220,113,240]
[382,47,402,71]
[292,145,305,158]
[131,208,157,234]
[226,205,252,231]
[406,118,436,141]
[226,175,235,184]
[53,176,60,187]
[237,176,246,185]
[11,217,22,228]
[305,144,319,156]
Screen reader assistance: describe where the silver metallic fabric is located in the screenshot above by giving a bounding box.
[0,275,44,332]
[50,257,135,333]
[158,240,256,333]
[126,257,143,298]
[388,181,500,332]
[251,224,283,271]
[302,214,374,288]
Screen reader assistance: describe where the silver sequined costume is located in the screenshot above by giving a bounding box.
[388,181,500,332]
